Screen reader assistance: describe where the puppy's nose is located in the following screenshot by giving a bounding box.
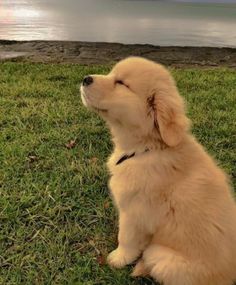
[82,76,93,86]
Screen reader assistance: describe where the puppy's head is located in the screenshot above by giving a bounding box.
[80,57,189,147]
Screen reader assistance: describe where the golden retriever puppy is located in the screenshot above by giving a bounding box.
[80,57,236,285]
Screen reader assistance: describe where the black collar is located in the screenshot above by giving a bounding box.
[116,148,149,165]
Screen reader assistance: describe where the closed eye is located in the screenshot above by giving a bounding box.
[116,80,124,85]
[115,80,129,88]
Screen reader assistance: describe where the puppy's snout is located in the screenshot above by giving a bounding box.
[82,76,93,86]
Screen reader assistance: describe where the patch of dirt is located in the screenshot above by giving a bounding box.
[0,40,236,67]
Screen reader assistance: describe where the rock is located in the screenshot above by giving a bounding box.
[0,51,28,61]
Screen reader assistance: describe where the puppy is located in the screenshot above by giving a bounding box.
[80,57,236,285]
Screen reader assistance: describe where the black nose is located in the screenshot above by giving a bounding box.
[83,76,93,86]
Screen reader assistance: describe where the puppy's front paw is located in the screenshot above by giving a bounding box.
[107,247,138,268]
[107,248,129,268]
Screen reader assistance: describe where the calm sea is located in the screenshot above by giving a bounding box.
[0,0,236,47]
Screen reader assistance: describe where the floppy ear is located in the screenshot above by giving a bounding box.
[153,90,189,147]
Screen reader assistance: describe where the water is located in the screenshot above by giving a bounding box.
[0,0,236,47]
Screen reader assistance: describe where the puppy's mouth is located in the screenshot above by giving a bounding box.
[80,86,108,113]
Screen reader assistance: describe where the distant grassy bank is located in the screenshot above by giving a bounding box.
[0,40,236,67]
[0,62,235,285]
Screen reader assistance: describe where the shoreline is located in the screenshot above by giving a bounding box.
[0,40,236,67]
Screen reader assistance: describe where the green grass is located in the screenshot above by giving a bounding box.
[0,62,235,285]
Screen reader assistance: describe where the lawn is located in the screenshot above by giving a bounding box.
[0,62,235,285]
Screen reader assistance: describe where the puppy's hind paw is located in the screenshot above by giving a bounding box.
[131,259,149,277]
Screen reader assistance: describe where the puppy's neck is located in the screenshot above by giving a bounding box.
[109,124,166,154]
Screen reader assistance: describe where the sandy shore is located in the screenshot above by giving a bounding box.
[0,40,236,67]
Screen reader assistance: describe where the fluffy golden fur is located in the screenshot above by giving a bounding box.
[80,57,236,285]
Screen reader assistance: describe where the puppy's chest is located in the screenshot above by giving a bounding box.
[108,164,145,209]
[107,151,157,209]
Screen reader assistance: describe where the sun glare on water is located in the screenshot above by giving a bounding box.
[0,7,41,23]
[12,7,41,18]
